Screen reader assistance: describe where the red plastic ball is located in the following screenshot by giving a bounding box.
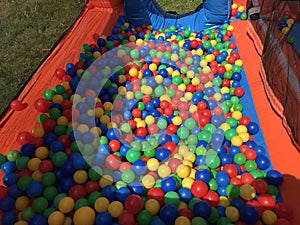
[147,124,159,135]
[191,181,209,198]
[119,162,132,173]
[142,95,152,104]
[17,131,34,145]
[257,193,276,210]
[39,160,54,173]
[234,87,245,97]
[86,180,100,194]
[34,98,50,113]
[253,179,268,194]
[228,42,236,49]
[58,135,71,148]
[203,190,219,207]
[125,194,143,214]
[240,173,254,185]
[222,79,231,87]
[147,188,165,205]
[135,127,148,138]
[245,149,257,160]
[105,154,121,171]
[109,140,121,152]
[42,118,57,132]
[10,100,26,111]
[223,164,238,178]
[118,211,135,225]
[230,177,242,187]
[69,185,86,201]
[179,208,194,220]
[166,124,178,135]
[54,68,66,80]
[164,141,177,154]
[239,116,251,126]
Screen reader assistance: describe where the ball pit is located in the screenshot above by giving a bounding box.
[0,5,294,225]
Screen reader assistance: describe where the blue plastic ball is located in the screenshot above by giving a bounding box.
[132,160,147,176]
[0,196,15,212]
[28,214,48,225]
[246,122,259,135]
[128,181,144,195]
[161,176,177,193]
[255,155,270,170]
[106,128,121,140]
[195,169,211,183]
[1,211,17,225]
[2,173,18,187]
[50,140,64,153]
[155,148,170,162]
[216,171,230,187]
[266,170,283,187]
[193,200,212,219]
[96,212,113,225]
[20,143,36,157]
[101,185,116,202]
[159,204,178,224]
[240,205,259,224]
[1,162,16,175]
[178,188,192,202]
[116,187,131,203]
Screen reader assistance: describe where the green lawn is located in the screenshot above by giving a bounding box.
[0,0,200,115]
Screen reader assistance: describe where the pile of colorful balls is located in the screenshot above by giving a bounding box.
[277,10,297,45]
[230,4,248,20]
[0,14,293,225]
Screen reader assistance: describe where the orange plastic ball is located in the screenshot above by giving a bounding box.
[108,201,124,218]
[73,206,96,225]
[58,197,75,213]
[48,211,65,225]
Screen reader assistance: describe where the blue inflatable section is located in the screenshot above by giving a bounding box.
[124,0,231,31]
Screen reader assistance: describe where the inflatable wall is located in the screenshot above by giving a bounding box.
[124,0,231,31]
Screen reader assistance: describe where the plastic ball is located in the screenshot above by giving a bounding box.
[94,197,110,212]
[240,205,259,224]
[262,210,278,225]
[96,212,112,225]
[145,199,160,215]
[159,204,178,224]
[48,211,65,225]
[191,180,208,198]
[58,197,74,213]
[73,206,96,225]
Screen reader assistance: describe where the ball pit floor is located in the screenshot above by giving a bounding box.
[1,1,300,225]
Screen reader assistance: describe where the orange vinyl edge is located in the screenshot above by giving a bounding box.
[233,20,300,225]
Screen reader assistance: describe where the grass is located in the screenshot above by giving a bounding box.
[0,0,200,116]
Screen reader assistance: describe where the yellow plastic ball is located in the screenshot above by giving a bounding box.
[231,3,238,9]
[175,216,191,225]
[171,54,179,62]
[235,59,243,67]
[178,83,186,92]
[15,221,28,225]
[94,197,110,212]
[32,170,43,181]
[213,93,222,102]
[240,184,256,200]
[142,175,156,189]
[57,116,69,126]
[186,70,195,79]
[158,164,171,178]
[282,27,290,35]
[184,152,196,163]
[191,77,200,86]
[124,22,130,28]
[236,125,247,134]
[94,108,104,118]
[239,132,250,142]
[129,35,136,42]
[15,196,29,211]
[118,75,126,84]
[77,124,89,133]
[100,115,110,125]
[32,127,44,138]
[145,115,155,125]
[172,116,182,126]
[200,60,208,67]
[226,206,240,222]
[232,111,242,120]
[221,87,230,94]
[287,18,294,27]
[108,201,124,218]
[177,201,188,210]
[90,127,101,137]
[182,160,193,168]
[103,102,113,111]
[173,153,183,160]
[227,25,234,31]
[237,6,245,12]
[73,170,88,184]
[145,199,160,215]
[141,86,153,95]
[136,120,146,128]
[52,95,63,104]
[129,68,138,77]
[118,86,126,95]
[196,48,203,56]
[93,51,101,58]
[219,196,230,208]
[136,38,144,46]
[27,158,41,171]
[202,66,211,74]
[35,146,49,159]
[182,177,194,189]
[154,75,163,84]
[178,145,189,155]
[176,164,191,178]
[59,197,75,214]
[73,206,95,225]
[99,175,113,188]
[204,81,213,88]
[61,82,70,90]
[224,64,232,72]
[48,211,65,225]
[262,210,277,225]
[189,104,198,113]
[147,158,160,171]
[149,63,157,72]
[210,39,217,47]
[189,169,196,179]
[160,95,171,103]
[231,136,243,146]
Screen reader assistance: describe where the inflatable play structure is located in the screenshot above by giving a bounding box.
[0,0,300,224]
